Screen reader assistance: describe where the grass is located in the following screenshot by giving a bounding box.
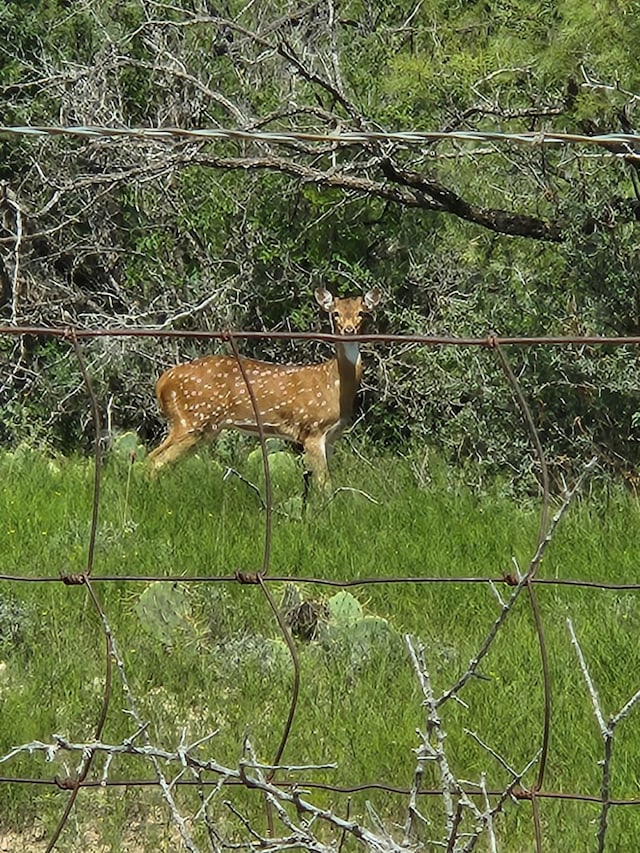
[1,443,640,851]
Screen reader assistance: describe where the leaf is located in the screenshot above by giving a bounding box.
[135,583,194,646]
[112,431,147,461]
[326,591,364,626]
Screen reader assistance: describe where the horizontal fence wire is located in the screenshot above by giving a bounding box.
[3,775,640,806]
[3,325,640,346]
[1,322,639,853]
[3,573,640,590]
[2,124,640,152]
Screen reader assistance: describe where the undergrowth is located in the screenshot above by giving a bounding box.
[0,443,639,851]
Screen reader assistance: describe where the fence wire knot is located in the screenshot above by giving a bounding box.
[234,570,262,585]
[60,572,87,586]
[54,774,79,790]
[511,785,532,800]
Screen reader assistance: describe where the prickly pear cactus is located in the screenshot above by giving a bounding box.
[326,591,363,626]
[245,448,302,497]
[112,431,147,461]
[319,591,397,672]
[135,583,195,647]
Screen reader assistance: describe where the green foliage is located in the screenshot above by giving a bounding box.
[541,0,640,86]
[135,582,195,648]
[3,0,640,487]
[2,451,640,848]
[0,594,32,655]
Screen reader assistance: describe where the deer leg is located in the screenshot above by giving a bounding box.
[148,427,202,471]
[301,468,313,516]
[303,434,330,492]
[324,421,345,463]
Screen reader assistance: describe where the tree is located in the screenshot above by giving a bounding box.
[0,0,639,483]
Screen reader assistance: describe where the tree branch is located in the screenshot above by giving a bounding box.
[380,158,563,241]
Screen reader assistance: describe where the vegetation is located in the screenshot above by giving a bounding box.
[0,0,639,484]
[2,2,640,849]
[1,445,640,850]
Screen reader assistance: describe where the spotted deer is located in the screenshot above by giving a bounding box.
[148,288,381,489]
[149,288,380,488]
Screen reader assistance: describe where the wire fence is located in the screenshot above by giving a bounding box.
[1,322,640,852]
[2,123,640,153]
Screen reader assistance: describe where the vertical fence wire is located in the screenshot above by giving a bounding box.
[216,330,300,834]
[493,341,552,853]
[44,331,113,851]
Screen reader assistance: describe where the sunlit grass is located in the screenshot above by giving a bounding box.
[1,445,640,850]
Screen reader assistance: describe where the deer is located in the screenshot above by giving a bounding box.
[147,287,381,489]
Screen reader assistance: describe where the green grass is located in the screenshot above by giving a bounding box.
[1,445,640,851]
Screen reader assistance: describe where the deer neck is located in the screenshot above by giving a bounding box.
[333,339,362,416]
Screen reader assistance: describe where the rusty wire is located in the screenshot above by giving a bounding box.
[44,332,113,852]
[5,772,640,806]
[64,329,102,578]
[224,330,274,578]
[222,329,300,834]
[3,571,640,590]
[493,341,551,851]
[1,323,640,852]
[5,773,640,805]
[3,572,640,590]
[3,324,640,348]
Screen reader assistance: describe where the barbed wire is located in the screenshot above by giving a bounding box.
[1,322,639,852]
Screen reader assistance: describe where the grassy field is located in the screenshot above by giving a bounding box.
[1,442,640,851]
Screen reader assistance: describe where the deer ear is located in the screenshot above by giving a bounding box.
[363,288,381,310]
[315,288,334,312]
